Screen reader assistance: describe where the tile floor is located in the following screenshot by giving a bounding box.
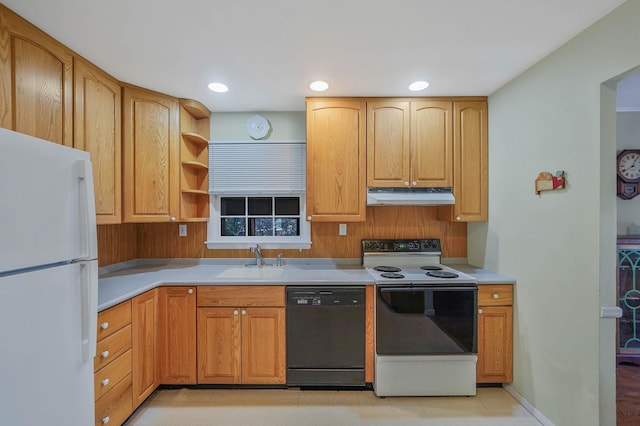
[124,387,542,426]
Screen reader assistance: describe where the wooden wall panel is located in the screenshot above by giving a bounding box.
[97,224,138,266]
[129,206,466,263]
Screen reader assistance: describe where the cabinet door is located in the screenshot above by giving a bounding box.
[241,308,286,384]
[132,289,158,407]
[366,101,410,187]
[74,57,122,224]
[306,98,366,222]
[122,86,179,222]
[410,101,453,187]
[197,308,241,384]
[0,5,73,146]
[158,287,196,384]
[477,305,513,383]
[453,101,488,222]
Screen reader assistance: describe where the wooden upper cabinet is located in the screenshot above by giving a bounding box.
[410,101,453,187]
[306,98,366,222]
[74,57,122,224]
[122,85,180,222]
[367,100,453,188]
[452,101,488,222]
[0,5,73,146]
[366,101,410,186]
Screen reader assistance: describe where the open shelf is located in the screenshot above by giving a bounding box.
[182,132,208,147]
[179,98,211,221]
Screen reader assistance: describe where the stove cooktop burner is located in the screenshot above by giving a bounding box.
[419,265,443,271]
[380,272,405,279]
[374,266,402,273]
[425,271,459,279]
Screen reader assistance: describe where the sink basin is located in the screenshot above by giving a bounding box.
[216,267,285,279]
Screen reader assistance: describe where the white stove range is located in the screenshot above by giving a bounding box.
[362,238,478,397]
[362,238,477,286]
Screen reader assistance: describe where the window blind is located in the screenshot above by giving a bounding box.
[209,141,306,193]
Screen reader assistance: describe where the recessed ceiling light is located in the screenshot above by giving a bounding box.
[409,81,430,91]
[309,81,329,92]
[208,82,229,93]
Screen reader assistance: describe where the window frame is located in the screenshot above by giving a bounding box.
[206,193,311,249]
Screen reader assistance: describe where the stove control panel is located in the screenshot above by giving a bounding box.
[362,238,441,253]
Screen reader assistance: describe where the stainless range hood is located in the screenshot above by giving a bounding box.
[366,187,455,206]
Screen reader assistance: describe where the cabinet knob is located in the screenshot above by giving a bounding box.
[492,293,499,299]
[188,289,194,294]
[412,181,417,186]
[101,378,110,386]
[307,216,312,221]
[404,181,409,186]
[241,310,247,315]
[100,322,109,330]
[102,416,110,424]
[234,310,239,315]
[456,216,461,221]
[101,351,110,359]
[478,308,483,314]
[170,216,177,222]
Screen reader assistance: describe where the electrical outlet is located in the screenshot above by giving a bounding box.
[179,224,187,237]
[339,223,347,236]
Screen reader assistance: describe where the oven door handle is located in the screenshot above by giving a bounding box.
[378,286,477,293]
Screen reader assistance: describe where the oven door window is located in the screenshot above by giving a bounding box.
[376,287,477,355]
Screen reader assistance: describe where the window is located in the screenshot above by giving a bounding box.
[206,194,311,249]
[205,140,309,249]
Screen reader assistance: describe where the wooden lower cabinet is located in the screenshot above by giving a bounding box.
[94,300,133,426]
[132,289,159,408]
[476,284,513,383]
[196,286,286,385]
[158,286,197,384]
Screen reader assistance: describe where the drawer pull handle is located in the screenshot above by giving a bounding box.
[101,351,110,358]
[492,293,499,299]
[102,416,110,424]
[101,322,109,330]
[101,378,110,386]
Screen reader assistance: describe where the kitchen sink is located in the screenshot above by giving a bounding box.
[216,267,285,279]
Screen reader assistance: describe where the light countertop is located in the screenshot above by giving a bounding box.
[98,259,515,311]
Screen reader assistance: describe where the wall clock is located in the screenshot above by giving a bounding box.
[617,149,640,199]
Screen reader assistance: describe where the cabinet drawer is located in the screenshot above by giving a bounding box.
[95,349,132,400]
[478,285,513,306]
[98,301,132,341]
[95,374,133,426]
[197,286,285,307]
[95,324,132,372]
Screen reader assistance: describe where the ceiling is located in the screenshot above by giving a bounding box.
[2,0,627,112]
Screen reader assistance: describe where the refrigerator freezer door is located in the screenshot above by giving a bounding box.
[0,262,95,425]
[0,128,98,274]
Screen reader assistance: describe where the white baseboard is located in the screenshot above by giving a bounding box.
[503,384,555,426]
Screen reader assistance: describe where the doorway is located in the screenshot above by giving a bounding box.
[610,68,640,424]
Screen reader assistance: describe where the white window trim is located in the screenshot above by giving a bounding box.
[205,193,311,250]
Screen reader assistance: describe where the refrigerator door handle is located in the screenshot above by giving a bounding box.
[76,159,97,261]
[79,261,98,362]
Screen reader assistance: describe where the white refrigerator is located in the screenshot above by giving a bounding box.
[0,128,98,425]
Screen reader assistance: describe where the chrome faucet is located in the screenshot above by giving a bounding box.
[250,244,263,266]
[276,252,284,267]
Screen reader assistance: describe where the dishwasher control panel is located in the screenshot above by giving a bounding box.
[286,287,365,306]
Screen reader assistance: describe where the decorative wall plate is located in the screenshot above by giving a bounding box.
[246,114,270,139]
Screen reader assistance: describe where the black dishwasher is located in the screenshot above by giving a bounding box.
[286,286,366,387]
